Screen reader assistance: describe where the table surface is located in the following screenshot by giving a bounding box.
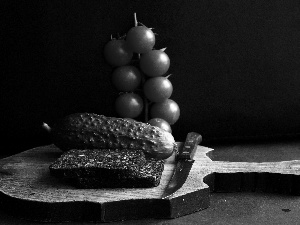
[0,192,299,225]
[1,139,300,225]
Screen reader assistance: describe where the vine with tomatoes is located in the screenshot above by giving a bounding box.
[103,13,180,133]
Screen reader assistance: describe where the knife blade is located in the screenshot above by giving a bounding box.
[162,132,202,199]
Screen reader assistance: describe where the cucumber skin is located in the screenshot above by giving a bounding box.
[51,113,177,159]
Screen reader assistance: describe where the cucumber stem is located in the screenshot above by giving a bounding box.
[42,122,51,133]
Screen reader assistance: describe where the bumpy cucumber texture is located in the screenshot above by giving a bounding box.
[48,113,177,159]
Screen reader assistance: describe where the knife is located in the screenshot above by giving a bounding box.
[162,132,202,199]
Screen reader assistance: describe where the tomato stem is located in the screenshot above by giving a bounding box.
[165,74,172,79]
[134,12,149,123]
[134,12,138,27]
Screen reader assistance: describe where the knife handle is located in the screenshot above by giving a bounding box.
[178,132,202,160]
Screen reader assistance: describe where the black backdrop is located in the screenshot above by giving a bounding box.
[1,0,300,155]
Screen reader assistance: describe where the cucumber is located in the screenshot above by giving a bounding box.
[44,113,177,159]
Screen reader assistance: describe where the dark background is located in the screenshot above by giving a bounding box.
[1,0,300,156]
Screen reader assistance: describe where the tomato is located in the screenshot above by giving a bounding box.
[148,118,172,133]
[150,99,180,125]
[123,118,136,122]
[140,50,170,77]
[143,76,173,102]
[103,40,133,67]
[126,26,155,54]
[111,66,142,91]
[115,93,143,118]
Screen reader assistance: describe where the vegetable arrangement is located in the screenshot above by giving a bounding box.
[44,14,181,189]
[104,13,180,133]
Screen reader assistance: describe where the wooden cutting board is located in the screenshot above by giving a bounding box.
[0,142,300,222]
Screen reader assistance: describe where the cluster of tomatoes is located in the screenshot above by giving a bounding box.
[103,15,180,133]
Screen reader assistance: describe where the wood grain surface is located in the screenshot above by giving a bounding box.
[0,142,300,222]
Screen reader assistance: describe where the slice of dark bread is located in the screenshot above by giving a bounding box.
[75,158,164,188]
[49,149,164,188]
